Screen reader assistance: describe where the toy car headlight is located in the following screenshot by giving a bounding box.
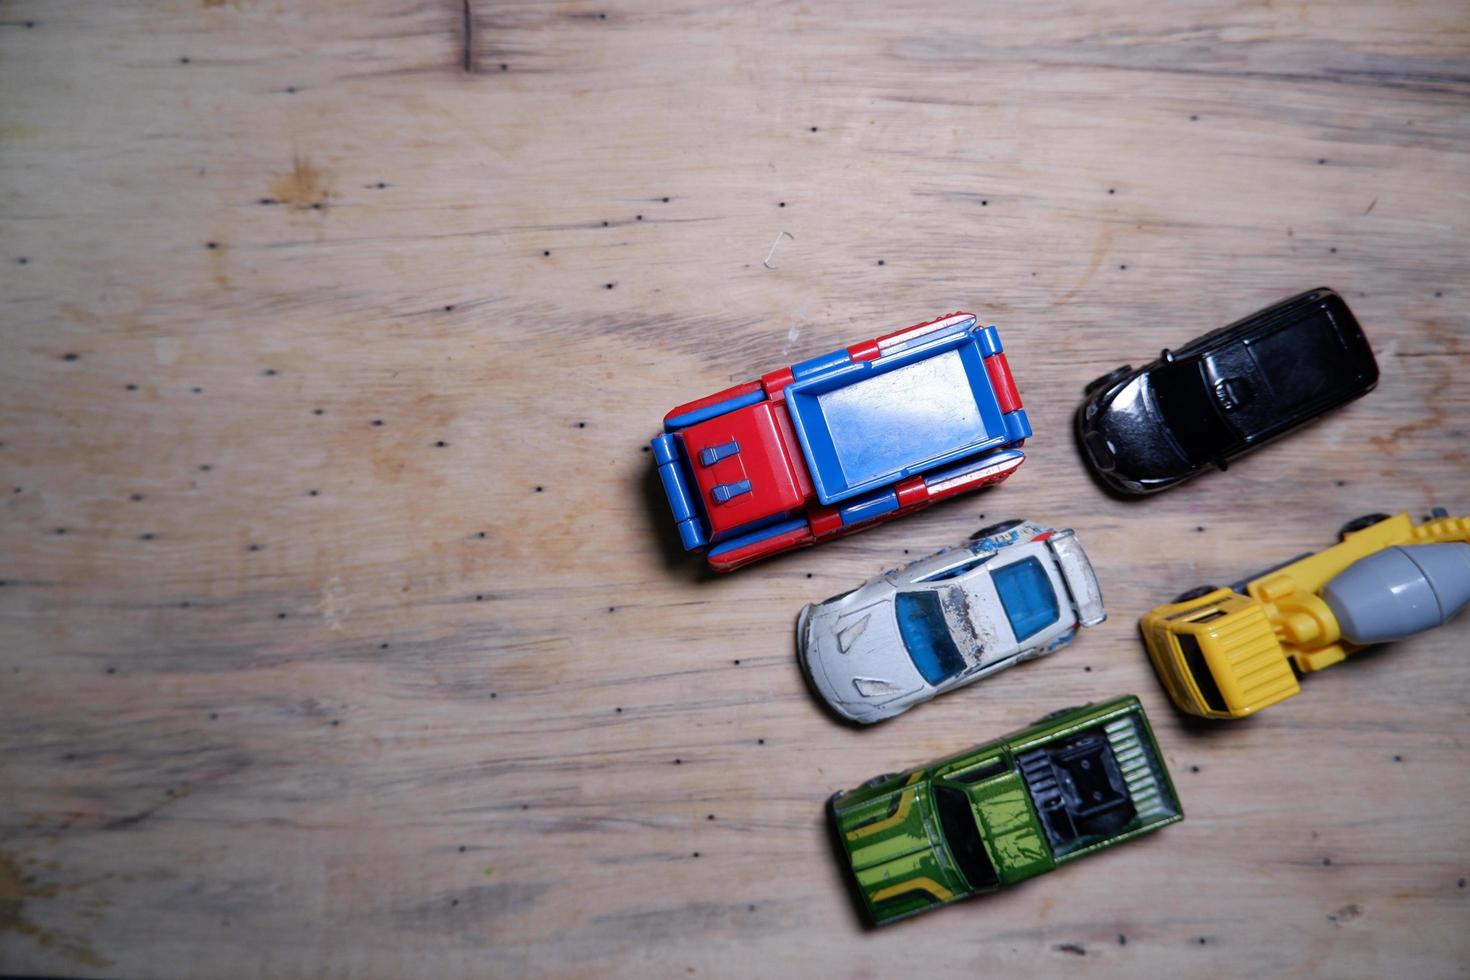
[1083,431,1115,471]
[853,677,903,699]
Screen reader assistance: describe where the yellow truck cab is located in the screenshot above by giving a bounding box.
[1142,511,1470,719]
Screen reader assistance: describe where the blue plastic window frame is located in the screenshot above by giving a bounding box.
[991,557,1060,641]
[895,590,967,685]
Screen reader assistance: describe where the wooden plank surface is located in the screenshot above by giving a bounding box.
[2,0,1468,976]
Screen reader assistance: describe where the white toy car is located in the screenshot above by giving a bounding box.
[797,519,1106,724]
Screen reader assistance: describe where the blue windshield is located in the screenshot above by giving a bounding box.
[895,591,967,684]
[993,557,1059,641]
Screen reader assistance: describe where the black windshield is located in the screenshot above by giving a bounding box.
[1178,633,1228,713]
[1149,361,1236,464]
[934,786,999,890]
[1248,310,1353,411]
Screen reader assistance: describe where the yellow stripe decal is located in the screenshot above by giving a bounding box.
[871,876,954,905]
[845,772,924,841]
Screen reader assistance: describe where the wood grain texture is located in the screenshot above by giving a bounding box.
[1,0,1467,976]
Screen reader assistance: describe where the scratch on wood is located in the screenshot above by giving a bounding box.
[1051,227,1115,308]
[763,231,793,269]
[1062,60,1470,99]
[102,786,192,830]
[1368,366,1450,450]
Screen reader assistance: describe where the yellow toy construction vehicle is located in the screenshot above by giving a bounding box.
[1141,510,1470,719]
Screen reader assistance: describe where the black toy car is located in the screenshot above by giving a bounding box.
[1075,288,1378,495]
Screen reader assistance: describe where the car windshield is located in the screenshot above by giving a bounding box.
[992,558,1059,641]
[933,786,999,890]
[1248,311,1351,411]
[895,590,967,685]
[1149,360,1236,464]
[1177,632,1228,713]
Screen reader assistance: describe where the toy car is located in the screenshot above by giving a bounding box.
[1142,509,1470,719]
[828,695,1182,926]
[798,519,1104,724]
[651,313,1031,571]
[1075,288,1377,495]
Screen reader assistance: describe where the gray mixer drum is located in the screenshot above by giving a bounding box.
[1322,542,1470,645]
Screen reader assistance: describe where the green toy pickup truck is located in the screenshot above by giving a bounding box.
[828,695,1183,925]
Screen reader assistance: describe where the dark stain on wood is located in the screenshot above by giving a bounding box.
[461,0,474,73]
[102,785,192,831]
[267,157,333,211]
[0,852,112,968]
[394,881,548,929]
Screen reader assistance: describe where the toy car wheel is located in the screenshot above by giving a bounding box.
[969,518,1024,541]
[1083,366,1132,396]
[861,773,898,790]
[1173,585,1219,604]
[1338,513,1391,541]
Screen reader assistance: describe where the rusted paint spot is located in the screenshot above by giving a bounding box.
[939,586,992,666]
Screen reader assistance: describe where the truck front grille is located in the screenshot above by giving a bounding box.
[1104,716,1166,819]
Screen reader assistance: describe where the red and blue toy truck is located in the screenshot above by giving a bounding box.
[651,312,1032,571]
